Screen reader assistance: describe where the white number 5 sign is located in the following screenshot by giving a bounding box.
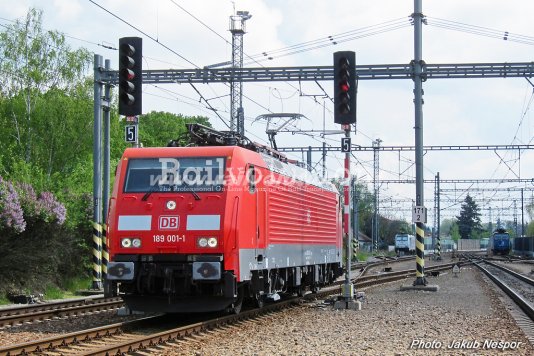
[125,125,138,143]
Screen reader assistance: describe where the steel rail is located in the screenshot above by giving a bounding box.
[0,297,118,317]
[483,260,534,287]
[353,261,468,287]
[0,299,123,328]
[0,316,156,355]
[473,261,534,321]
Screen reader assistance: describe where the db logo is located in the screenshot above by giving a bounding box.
[159,216,179,230]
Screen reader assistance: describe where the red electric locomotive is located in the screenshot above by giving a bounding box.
[105,124,343,313]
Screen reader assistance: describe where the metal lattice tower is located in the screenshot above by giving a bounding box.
[513,200,518,236]
[488,206,493,233]
[372,138,382,251]
[229,11,251,135]
[434,173,441,260]
[432,173,439,242]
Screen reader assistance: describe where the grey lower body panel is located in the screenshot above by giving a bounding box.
[239,244,341,280]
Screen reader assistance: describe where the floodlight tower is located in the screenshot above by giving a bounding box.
[229,11,251,135]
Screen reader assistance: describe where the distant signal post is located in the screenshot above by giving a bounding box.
[118,37,142,117]
[333,51,360,310]
[119,37,142,148]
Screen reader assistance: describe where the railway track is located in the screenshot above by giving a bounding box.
[0,260,462,355]
[0,254,397,330]
[353,260,467,288]
[351,255,415,277]
[0,297,123,328]
[472,258,534,344]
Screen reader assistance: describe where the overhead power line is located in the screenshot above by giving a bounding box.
[426,17,534,46]
[168,0,230,45]
[88,0,198,67]
[243,17,412,65]
[0,17,115,51]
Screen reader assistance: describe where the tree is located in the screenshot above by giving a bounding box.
[526,197,534,221]
[379,217,411,246]
[440,218,461,240]
[450,222,460,241]
[0,8,91,167]
[139,111,210,147]
[440,218,456,237]
[526,221,534,236]
[456,194,482,239]
[330,178,374,239]
[0,8,222,298]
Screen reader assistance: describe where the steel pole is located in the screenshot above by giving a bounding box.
[413,0,427,285]
[102,59,111,281]
[322,142,327,178]
[92,54,103,290]
[353,177,359,258]
[521,188,525,237]
[436,172,441,260]
[343,125,353,299]
[333,124,361,310]
[307,146,312,172]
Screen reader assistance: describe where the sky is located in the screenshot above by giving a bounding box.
[2,0,534,230]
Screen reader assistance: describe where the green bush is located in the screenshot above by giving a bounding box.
[44,284,64,300]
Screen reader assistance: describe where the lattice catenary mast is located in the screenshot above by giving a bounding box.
[229,11,251,135]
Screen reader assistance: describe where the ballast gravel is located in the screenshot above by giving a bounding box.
[161,265,533,356]
[1,258,533,355]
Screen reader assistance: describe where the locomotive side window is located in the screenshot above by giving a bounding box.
[124,157,225,193]
[247,165,256,193]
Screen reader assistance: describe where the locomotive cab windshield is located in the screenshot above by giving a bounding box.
[124,157,225,194]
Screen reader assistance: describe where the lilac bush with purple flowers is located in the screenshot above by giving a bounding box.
[0,178,67,236]
[0,176,26,233]
[37,192,67,224]
[16,182,67,225]
[16,182,39,217]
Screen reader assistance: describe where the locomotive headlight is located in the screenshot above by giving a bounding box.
[197,237,208,248]
[207,237,218,248]
[166,200,176,210]
[121,238,132,248]
[121,237,141,248]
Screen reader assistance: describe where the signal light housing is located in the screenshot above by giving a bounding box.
[118,37,142,117]
[333,51,356,124]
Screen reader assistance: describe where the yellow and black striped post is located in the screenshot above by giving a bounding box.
[436,236,441,261]
[352,236,359,260]
[93,55,104,291]
[92,221,102,290]
[413,222,427,286]
[102,223,108,280]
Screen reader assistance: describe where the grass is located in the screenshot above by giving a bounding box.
[63,276,93,293]
[49,276,94,299]
[41,276,94,301]
[0,295,10,305]
[44,285,64,300]
[0,276,94,304]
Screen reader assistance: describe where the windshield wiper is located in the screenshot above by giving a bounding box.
[141,185,159,201]
[142,183,201,201]
[182,181,201,201]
